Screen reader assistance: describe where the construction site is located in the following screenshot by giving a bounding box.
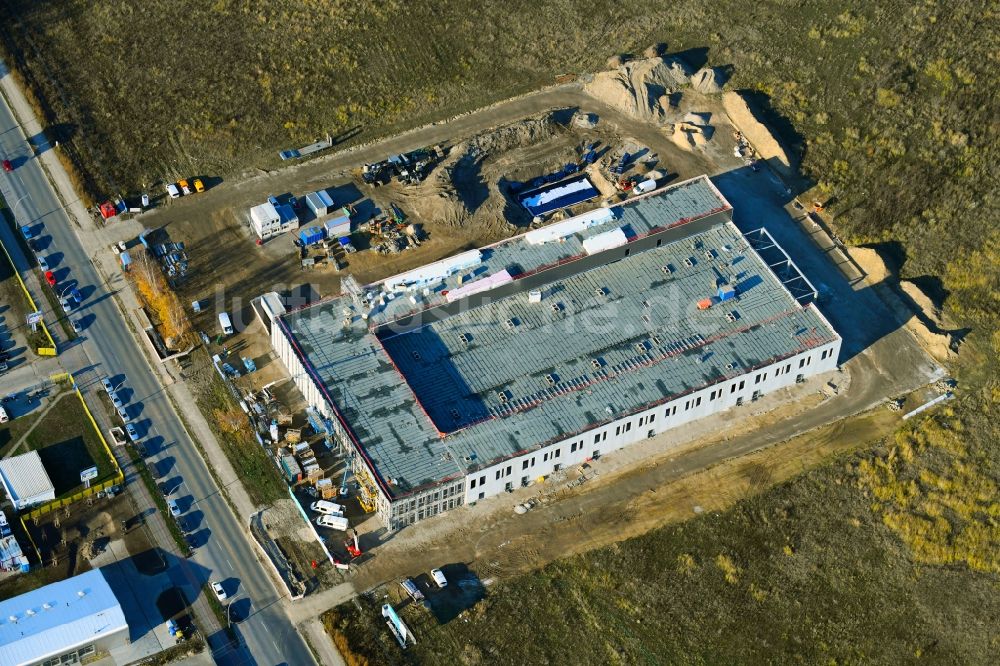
[68,50,949,657]
[270,174,841,534]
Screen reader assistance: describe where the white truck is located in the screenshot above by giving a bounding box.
[218,312,234,335]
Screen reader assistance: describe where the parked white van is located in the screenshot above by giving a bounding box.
[315,515,349,531]
[310,500,344,516]
[218,312,234,335]
[0,406,8,423]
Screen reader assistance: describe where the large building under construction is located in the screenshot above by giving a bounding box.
[271,175,841,529]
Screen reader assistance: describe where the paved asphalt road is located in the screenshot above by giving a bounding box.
[0,90,312,665]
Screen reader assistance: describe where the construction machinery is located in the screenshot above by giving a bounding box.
[356,464,379,513]
[345,528,362,558]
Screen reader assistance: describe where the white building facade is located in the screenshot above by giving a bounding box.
[462,338,840,506]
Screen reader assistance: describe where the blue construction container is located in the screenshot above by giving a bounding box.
[299,226,324,245]
[718,283,737,301]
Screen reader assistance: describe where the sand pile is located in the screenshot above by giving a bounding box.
[722,91,795,178]
[691,67,727,94]
[671,111,715,151]
[848,246,959,361]
[585,55,693,123]
[846,246,891,283]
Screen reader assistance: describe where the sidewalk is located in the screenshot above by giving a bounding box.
[1,59,261,526]
[0,197,62,349]
[78,373,229,649]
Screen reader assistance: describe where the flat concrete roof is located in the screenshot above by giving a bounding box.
[278,177,837,497]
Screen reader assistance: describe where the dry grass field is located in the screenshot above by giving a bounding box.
[1,0,997,662]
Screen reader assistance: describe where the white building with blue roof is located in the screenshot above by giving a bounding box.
[0,569,128,666]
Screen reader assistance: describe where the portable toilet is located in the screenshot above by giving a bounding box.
[718,283,737,301]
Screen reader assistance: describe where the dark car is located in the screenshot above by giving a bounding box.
[2,159,12,172]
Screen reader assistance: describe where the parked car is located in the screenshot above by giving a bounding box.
[211,581,227,601]
[117,405,130,423]
[400,578,424,602]
[431,568,448,588]
[69,286,82,302]
[125,423,140,442]
[101,378,115,394]
[2,159,12,172]
[0,406,8,423]
[167,499,181,517]
[60,297,73,313]
[166,183,181,198]
[193,178,205,193]
[72,320,82,333]
[178,179,192,195]
[20,225,32,240]
[45,271,56,287]
[38,256,49,271]
[110,391,123,409]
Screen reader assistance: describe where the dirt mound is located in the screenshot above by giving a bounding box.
[722,91,794,178]
[670,112,715,152]
[585,56,693,123]
[394,115,563,231]
[846,246,890,283]
[848,247,958,362]
[643,43,666,58]
[900,281,943,324]
[691,67,727,94]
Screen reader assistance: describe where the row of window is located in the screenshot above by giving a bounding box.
[402,496,463,524]
[41,644,96,666]
[401,483,463,511]
[467,350,831,495]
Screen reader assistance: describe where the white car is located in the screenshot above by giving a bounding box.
[38,256,49,271]
[211,581,227,601]
[117,406,130,423]
[111,392,124,409]
[166,183,181,198]
[101,378,114,394]
[167,499,181,517]
[125,423,140,442]
[431,568,448,588]
[72,320,82,333]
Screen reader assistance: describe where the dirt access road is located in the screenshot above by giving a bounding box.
[141,82,723,232]
[128,82,738,315]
